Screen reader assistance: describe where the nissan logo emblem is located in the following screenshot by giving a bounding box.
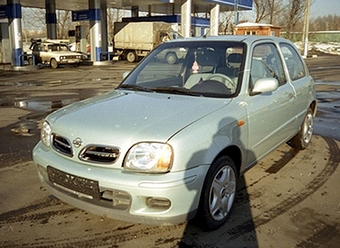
[73,137,83,148]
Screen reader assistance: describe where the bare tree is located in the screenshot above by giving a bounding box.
[310,14,340,31]
[22,7,46,41]
[57,10,73,39]
[22,8,75,40]
[284,0,306,39]
[253,0,268,23]
[219,11,234,34]
[253,0,283,24]
[266,0,282,24]
[107,8,123,42]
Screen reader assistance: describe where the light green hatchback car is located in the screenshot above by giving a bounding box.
[33,35,316,230]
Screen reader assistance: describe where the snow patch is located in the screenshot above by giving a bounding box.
[295,41,340,55]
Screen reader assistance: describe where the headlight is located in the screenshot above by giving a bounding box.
[41,121,52,147]
[124,143,173,173]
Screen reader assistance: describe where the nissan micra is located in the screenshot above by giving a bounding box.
[33,36,316,230]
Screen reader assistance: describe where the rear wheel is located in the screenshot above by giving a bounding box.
[127,51,137,63]
[289,108,314,150]
[165,52,178,64]
[50,58,58,69]
[197,156,237,231]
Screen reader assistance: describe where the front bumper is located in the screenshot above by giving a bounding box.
[33,143,209,225]
[58,59,81,64]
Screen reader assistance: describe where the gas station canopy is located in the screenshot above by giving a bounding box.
[0,0,253,67]
[0,0,252,13]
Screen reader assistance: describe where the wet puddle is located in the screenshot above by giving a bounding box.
[313,66,340,71]
[2,82,44,87]
[10,97,79,136]
[315,80,340,86]
[14,98,79,112]
[11,120,38,137]
[314,89,340,141]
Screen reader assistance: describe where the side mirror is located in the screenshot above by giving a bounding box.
[250,78,279,96]
[122,71,130,79]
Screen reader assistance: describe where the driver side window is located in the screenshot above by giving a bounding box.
[251,43,286,87]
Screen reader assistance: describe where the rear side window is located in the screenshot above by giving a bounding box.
[280,43,306,81]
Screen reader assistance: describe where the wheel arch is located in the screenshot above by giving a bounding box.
[310,100,317,117]
[196,145,241,230]
[212,145,242,177]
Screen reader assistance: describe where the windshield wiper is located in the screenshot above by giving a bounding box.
[119,84,152,92]
[149,87,201,96]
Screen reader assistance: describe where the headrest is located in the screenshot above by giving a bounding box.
[227,53,242,68]
[196,50,219,67]
[228,53,242,63]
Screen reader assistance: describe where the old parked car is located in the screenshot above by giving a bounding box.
[33,36,316,230]
[29,40,83,68]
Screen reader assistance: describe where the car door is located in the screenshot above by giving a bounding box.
[244,42,297,165]
[40,44,51,63]
[32,44,43,63]
[279,42,314,129]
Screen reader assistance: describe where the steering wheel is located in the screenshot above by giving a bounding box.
[206,73,236,89]
[190,80,231,95]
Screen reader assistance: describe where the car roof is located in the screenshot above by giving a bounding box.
[166,35,293,45]
[42,42,67,45]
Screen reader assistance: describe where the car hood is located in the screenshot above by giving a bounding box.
[47,90,232,145]
[47,51,81,56]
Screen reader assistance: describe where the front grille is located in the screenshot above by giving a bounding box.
[79,145,120,164]
[52,134,73,157]
[66,55,78,59]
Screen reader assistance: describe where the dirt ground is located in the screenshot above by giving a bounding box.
[0,56,339,247]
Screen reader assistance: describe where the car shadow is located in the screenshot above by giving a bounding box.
[179,178,258,247]
[178,117,259,247]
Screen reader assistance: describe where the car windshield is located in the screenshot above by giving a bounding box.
[119,40,245,98]
[48,44,70,52]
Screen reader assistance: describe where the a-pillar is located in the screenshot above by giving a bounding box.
[181,0,191,38]
[7,0,23,66]
[210,4,220,36]
[89,0,102,63]
[46,0,57,39]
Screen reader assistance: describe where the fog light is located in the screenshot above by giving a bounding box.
[146,197,171,209]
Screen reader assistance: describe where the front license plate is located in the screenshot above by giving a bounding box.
[47,166,100,200]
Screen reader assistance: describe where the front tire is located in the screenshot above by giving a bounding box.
[50,58,58,69]
[289,108,314,150]
[197,156,237,231]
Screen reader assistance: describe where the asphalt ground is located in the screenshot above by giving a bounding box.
[0,56,339,247]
